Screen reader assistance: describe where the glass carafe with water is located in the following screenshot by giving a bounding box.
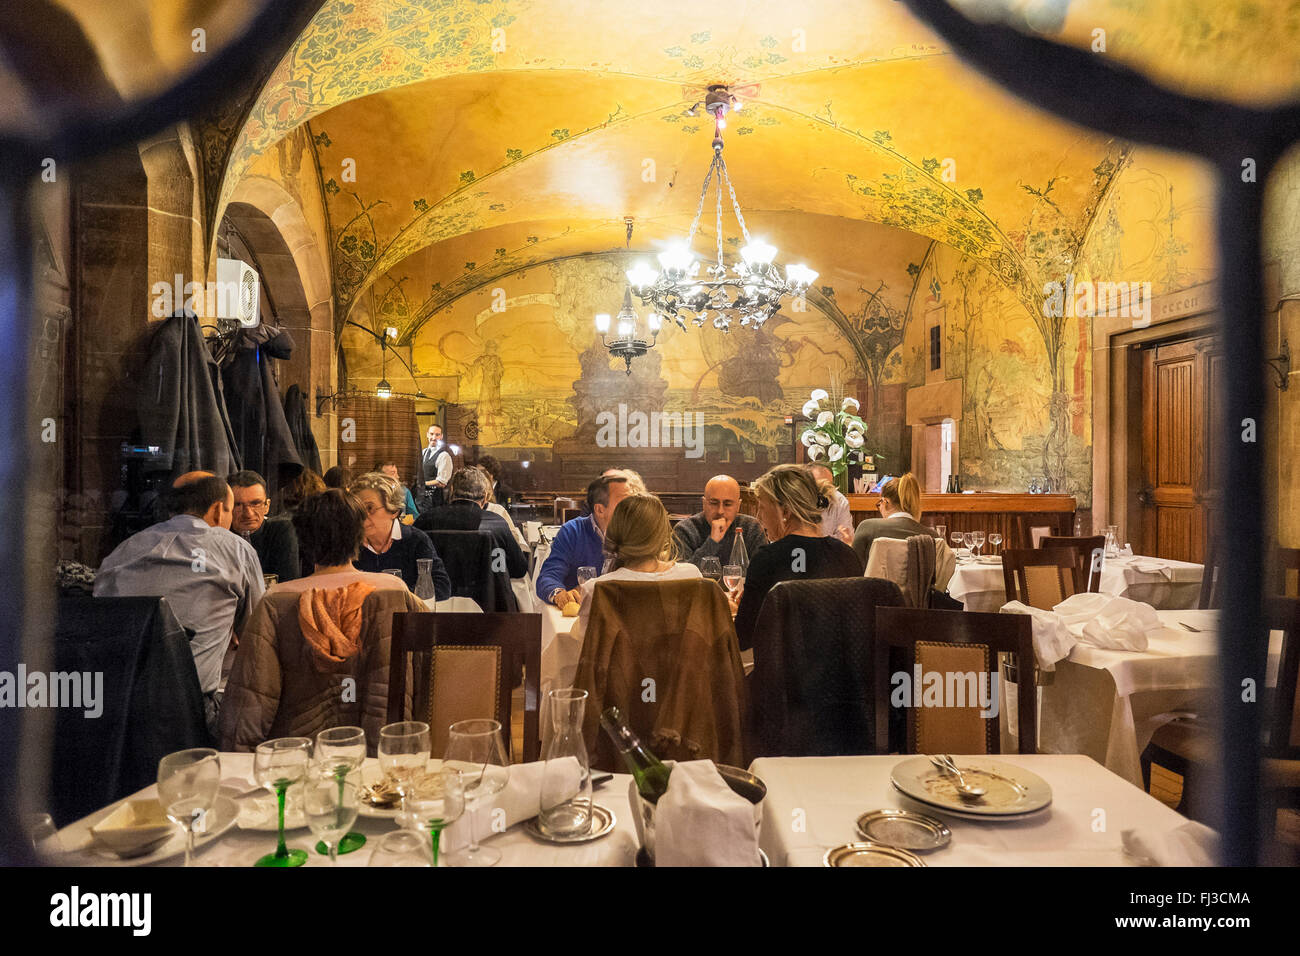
[538,688,593,838]
[414,558,437,601]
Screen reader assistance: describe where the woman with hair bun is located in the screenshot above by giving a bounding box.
[732,464,864,651]
[850,472,936,567]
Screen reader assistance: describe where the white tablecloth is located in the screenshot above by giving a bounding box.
[750,754,1194,866]
[50,755,639,868]
[541,604,582,695]
[948,553,1204,611]
[1037,609,1282,786]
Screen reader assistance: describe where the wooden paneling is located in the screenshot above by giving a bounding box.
[846,493,1076,548]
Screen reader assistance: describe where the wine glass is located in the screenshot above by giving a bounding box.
[962,532,975,557]
[443,719,510,868]
[399,768,465,867]
[252,737,312,867]
[303,765,360,866]
[988,532,1003,557]
[699,556,722,583]
[379,721,431,813]
[576,566,598,588]
[314,726,367,855]
[933,524,946,543]
[157,748,220,868]
[972,530,986,558]
[367,829,432,867]
[950,531,965,560]
[722,564,743,593]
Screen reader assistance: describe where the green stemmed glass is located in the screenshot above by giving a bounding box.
[400,768,464,867]
[253,737,312,868]
[313,726,367,856]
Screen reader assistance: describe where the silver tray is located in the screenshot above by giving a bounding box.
[855,809,952,851]
[522,803,615,844]
[824,842,926,867]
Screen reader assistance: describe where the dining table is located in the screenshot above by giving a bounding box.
[947,551,1205,611]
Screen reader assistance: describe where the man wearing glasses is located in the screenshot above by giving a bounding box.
[229,470,301,582]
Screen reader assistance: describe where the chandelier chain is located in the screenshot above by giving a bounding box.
[720,158,752,245]
[686,153,718,247]
[715,174,724,266]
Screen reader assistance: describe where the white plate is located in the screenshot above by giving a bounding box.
[975,555,1002,565]
[77,796,240,866]
[238,788,307,831]
[357,803,402,820]
[890,756,1052,818]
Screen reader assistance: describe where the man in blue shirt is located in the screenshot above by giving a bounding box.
[536,473,633,608]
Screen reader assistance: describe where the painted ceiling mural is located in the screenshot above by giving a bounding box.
[207,0,1300,493]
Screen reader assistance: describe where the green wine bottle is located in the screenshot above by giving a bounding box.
[600,706,671,804]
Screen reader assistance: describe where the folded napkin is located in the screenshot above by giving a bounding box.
[652,760,762,867]
[999,601,1076,671]
[439,758,581,852]
[1128,559,1173,579]
[1122,821,1220,866]
[1052,592,1161,651]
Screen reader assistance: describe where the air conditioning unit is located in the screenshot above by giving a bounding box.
[216,257,260,328]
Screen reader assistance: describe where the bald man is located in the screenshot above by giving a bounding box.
[95,470,264,737]
[671,474,769,570]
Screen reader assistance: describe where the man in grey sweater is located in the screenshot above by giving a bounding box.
[672,475,768,567]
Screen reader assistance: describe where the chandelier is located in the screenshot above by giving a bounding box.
[596,218,662,375]
[626,85,817,333]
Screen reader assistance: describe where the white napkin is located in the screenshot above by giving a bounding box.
[652,760,762,867]
[1129,559,1172,579]
[1122,821,1219,866]
[1053,592,1161,651]
[999,601,1076,671]
[439,759,578,852]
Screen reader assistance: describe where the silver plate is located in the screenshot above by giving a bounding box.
[824,842,926,867]
[855,809,952,851]
[522,803,616,844]
[890,756,1053,818]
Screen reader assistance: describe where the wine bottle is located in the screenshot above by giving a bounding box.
[728,525,749,575]
[599,707,671,804]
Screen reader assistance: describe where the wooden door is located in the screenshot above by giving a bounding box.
[1139,336,1217,562]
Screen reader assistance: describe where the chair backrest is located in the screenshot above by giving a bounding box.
[1016,514,1053,549]
[424,529,515,612]
[1266,597,1300,759]
[562,507,583,524]
[865,535,936,608]
[1200,535,1221,609]
[389,612,542,762]
[1277,548,1300,598]
[575,579,745,771]
[1040,535,1106,592]
[1002,547,1078,610]
[749,577,904,757]
[874,606,1037,754]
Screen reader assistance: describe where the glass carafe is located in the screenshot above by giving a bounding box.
[538,688,593,838]
[414,558,437,601]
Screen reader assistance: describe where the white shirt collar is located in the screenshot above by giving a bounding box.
[888,511,917,522]
[363,518,401,555]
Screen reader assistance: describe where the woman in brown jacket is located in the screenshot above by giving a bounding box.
[218,489,427,752]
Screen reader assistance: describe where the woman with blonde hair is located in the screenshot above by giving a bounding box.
[571,494,701,641]
[732,464,863,650]
[850,472,936,567]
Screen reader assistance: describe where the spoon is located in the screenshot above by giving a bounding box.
[930,755,986,800]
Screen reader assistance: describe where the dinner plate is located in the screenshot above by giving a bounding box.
[976,555,1002,565]
[889,757,1052,818]
[79,796,240,866]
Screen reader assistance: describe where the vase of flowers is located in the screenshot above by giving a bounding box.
[800,389,871,494]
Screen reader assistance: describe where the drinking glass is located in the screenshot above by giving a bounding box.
[933,525,946,543]
[399,768,465,866]
[303,766,360,866]
[366,829,432,867]
[381,568,404,578]
[443,719,510,867]
[699,556,722,583]
[263,574,279,589]
[157,748,220,868]
[962,532,975,555]
[722,564,744,593]
[314,726,367,855]
[971,531,986,558]
[950,531,964,553]
[252,737,312,867]
[577,566,598,588]
[378,721,431,813]
[988,532,1003,556]
[1105,524,1119,557]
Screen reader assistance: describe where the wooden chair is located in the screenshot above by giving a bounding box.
[561,507,583,524]
[1016,514,1053,550]
[1277,547,1300,598]
[553,497,581,524]
[1040,535,1106,593]
[1141,597,1300,822]
[1001,548,1078,610]
[389,612,542,762]
[874,607,1038,754]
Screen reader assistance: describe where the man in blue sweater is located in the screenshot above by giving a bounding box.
[536,473,633,608]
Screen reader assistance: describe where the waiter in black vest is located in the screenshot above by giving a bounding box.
[419,423,453,510]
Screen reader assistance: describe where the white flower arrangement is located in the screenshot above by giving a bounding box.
[799,388,872,486]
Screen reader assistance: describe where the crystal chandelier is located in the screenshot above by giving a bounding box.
[596,218,662,375]
[626,85,817,333]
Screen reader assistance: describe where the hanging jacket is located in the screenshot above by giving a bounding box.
[222,323,303,496]
[283,384,322,475]
[138,309,241,481]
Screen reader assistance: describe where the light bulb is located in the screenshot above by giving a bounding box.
[648,313,662,331]
[740,240,777,266]
[595,313,611,333]
[626,263,659,289]
[786,263,818,287]
[658,245,695,275]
